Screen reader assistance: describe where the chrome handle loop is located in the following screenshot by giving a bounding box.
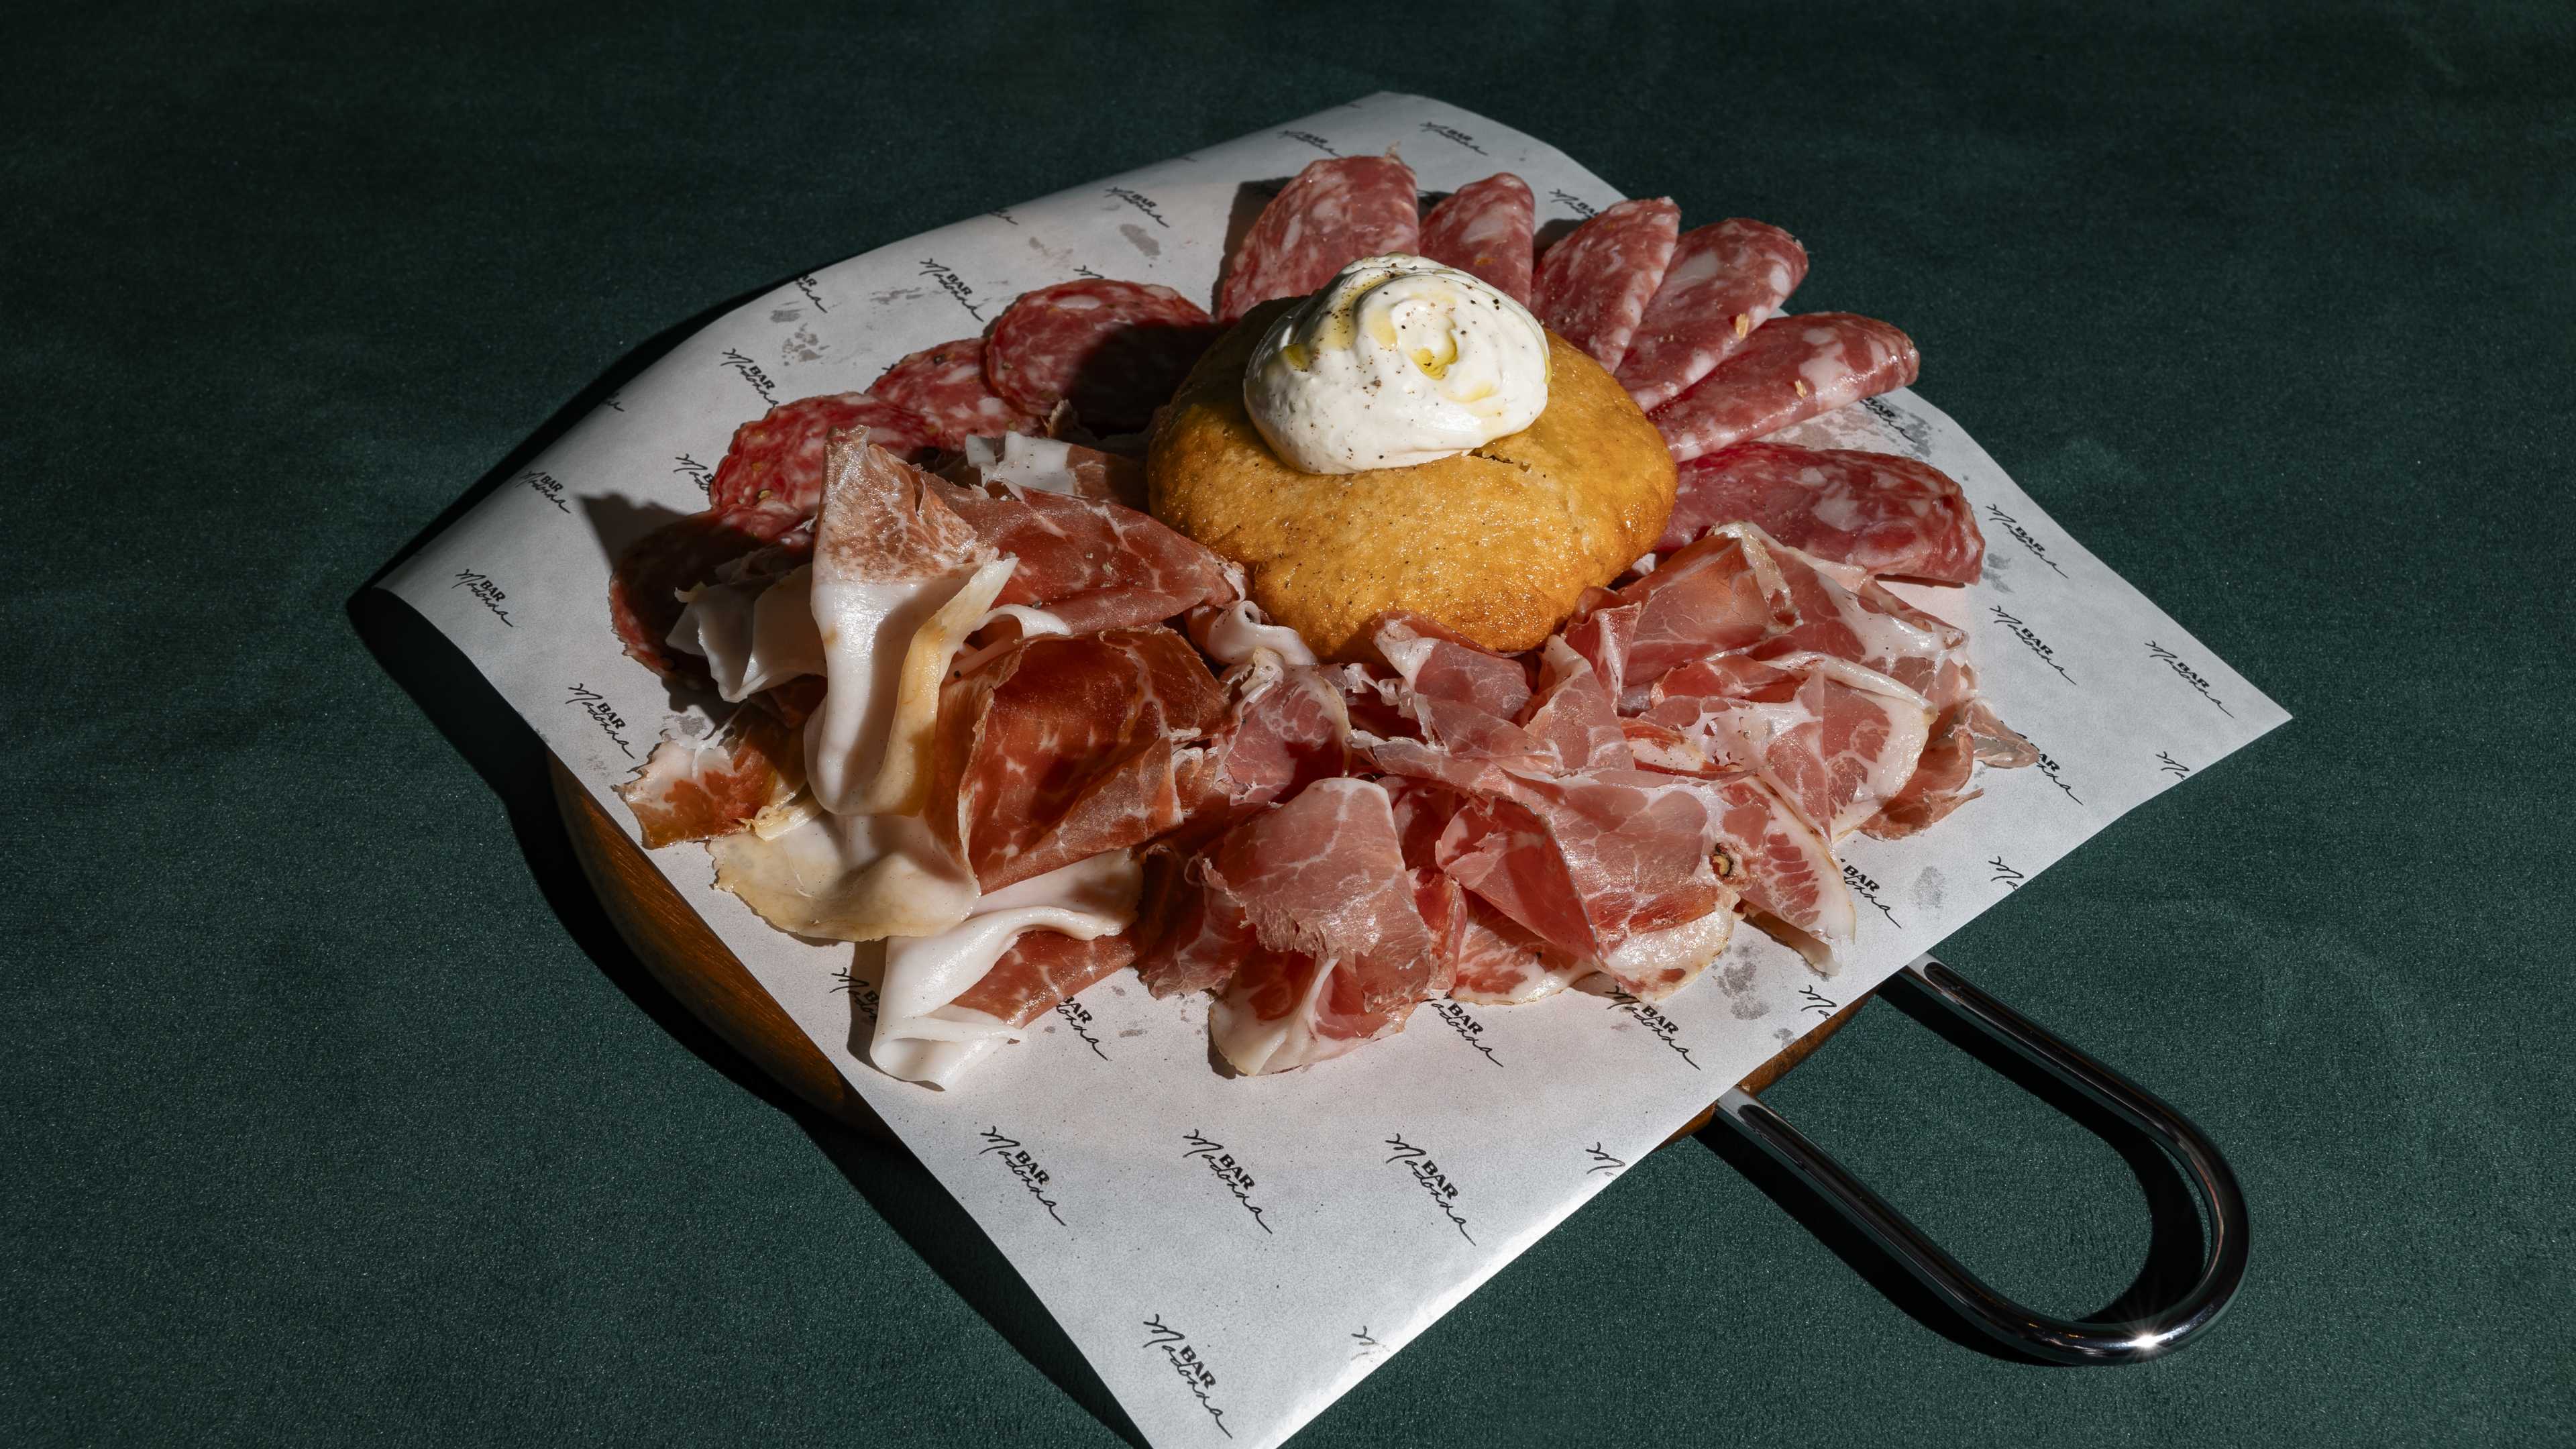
[1717,956,2249,1364]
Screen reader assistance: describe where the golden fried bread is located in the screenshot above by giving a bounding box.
[1146,300,1676,661]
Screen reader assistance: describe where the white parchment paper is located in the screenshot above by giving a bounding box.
[381,93,2288,1448]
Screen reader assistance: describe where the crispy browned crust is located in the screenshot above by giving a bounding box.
[1146,301,1676,661]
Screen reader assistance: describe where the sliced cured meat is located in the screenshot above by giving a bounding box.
[930,626,1228,892]
[1743,526,1976,712]
[1689,772,1854,966]
[1435,768,1723,963]
[948,928,1138,1028]
[1132,847,1240,999]
[949,432,1144,508]
[940,482,1238,629]
[1565,526,1799,699]
[1417,172,1536,304]
[1663,441,1983,582]
[1449,896,1587,1006]
[1216,155,1421,322]
[1616,219,1810,411]
[869,337,1040,450]
[1532,197,1680,371]
[616,705,803,849]
[607,509,783,684]
[800,441,988,816]
[1650,313,1919,463]
[1175,654,1352,839]
[1203,778,1446,1074]
[1650,651,1934,841]
[1596,907,1737,1002]
[1518,638,1631,773]
[871,851,1140,1085]
[1862,700,2035,840]
[665,561,823,704]
[984,279,1219,433]
[705,392,942,522]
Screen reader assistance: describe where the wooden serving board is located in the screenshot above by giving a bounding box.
[551,759,1865,1144]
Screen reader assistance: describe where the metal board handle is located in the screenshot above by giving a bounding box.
[1717,955,2250,1364]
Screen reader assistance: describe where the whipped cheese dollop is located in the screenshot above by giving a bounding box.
[1242,254,1550,474]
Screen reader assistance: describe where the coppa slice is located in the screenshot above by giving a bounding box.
[869,337,1041,450]
[1616,219,1811,411]
[706,392,943,523]
[1650,313,1919,463]
[983,280,1218,434]
[1216,155,1421,322]
[1648,651,1934,841]
[1417,172,1537,305]
[1533,197,1680,371]
[1662,441,1984,583]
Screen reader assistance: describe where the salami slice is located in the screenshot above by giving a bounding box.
[867,337,1040,449]
[705,392,941,522]
[1615,219,1811,411]
[1417,172,1536,305]
[606,509,782,683]
[1648,313,1919,463]
[1663,441,1983,582]
[1215,156,1421,321]
[983,279,1218,434]
[1532,197,1679,371]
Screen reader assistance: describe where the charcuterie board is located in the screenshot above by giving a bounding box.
[550,757,1865,1143]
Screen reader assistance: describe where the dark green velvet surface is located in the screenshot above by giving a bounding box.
[7,2,2571,1444]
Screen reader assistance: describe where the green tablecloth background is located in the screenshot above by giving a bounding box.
[7,3,2569,1444]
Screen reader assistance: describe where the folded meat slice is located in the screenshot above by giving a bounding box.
[802,440,989,816]
[870,850,1141,1086]
[1650,313,1920,464]
[1435,768,1724,969]
[616,703,804,849]
[1518,637,1631,773]
[1202,779,1448,1074]
[608,508,792,685]
[1616,219,1811,411]
[1649,651,1934,841]
[929,626,1228,892]
[1741,525,1976,713]
[1863,698,2037,840]
[1662,441,1984,582]
[947,433,1146,508]
[1173,652,1354,841]
[1562,526,1799,700]
[1689,772,1854,969]
[1448,897,1589,1005]
[665,562,825,703]
[939,475,1238,635]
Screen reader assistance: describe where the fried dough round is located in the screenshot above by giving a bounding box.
[1146,299,1676,661]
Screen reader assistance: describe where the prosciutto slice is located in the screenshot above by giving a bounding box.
[871,851,1140,1085]
[1648,651,1934,841]
[1617,219,1811,411]
[940,482,1238,637]
[1418,172,1537,304]
[800,441,988,816]
[1663,441,1984,582]
[1203,778,1446,1073]
[616,704,803,849]
[1650,314,1920,463]
[1688,773,1853,968]
[1532,197,1680,371]
[929,626,1228,892]
[1564,526,1799,699]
